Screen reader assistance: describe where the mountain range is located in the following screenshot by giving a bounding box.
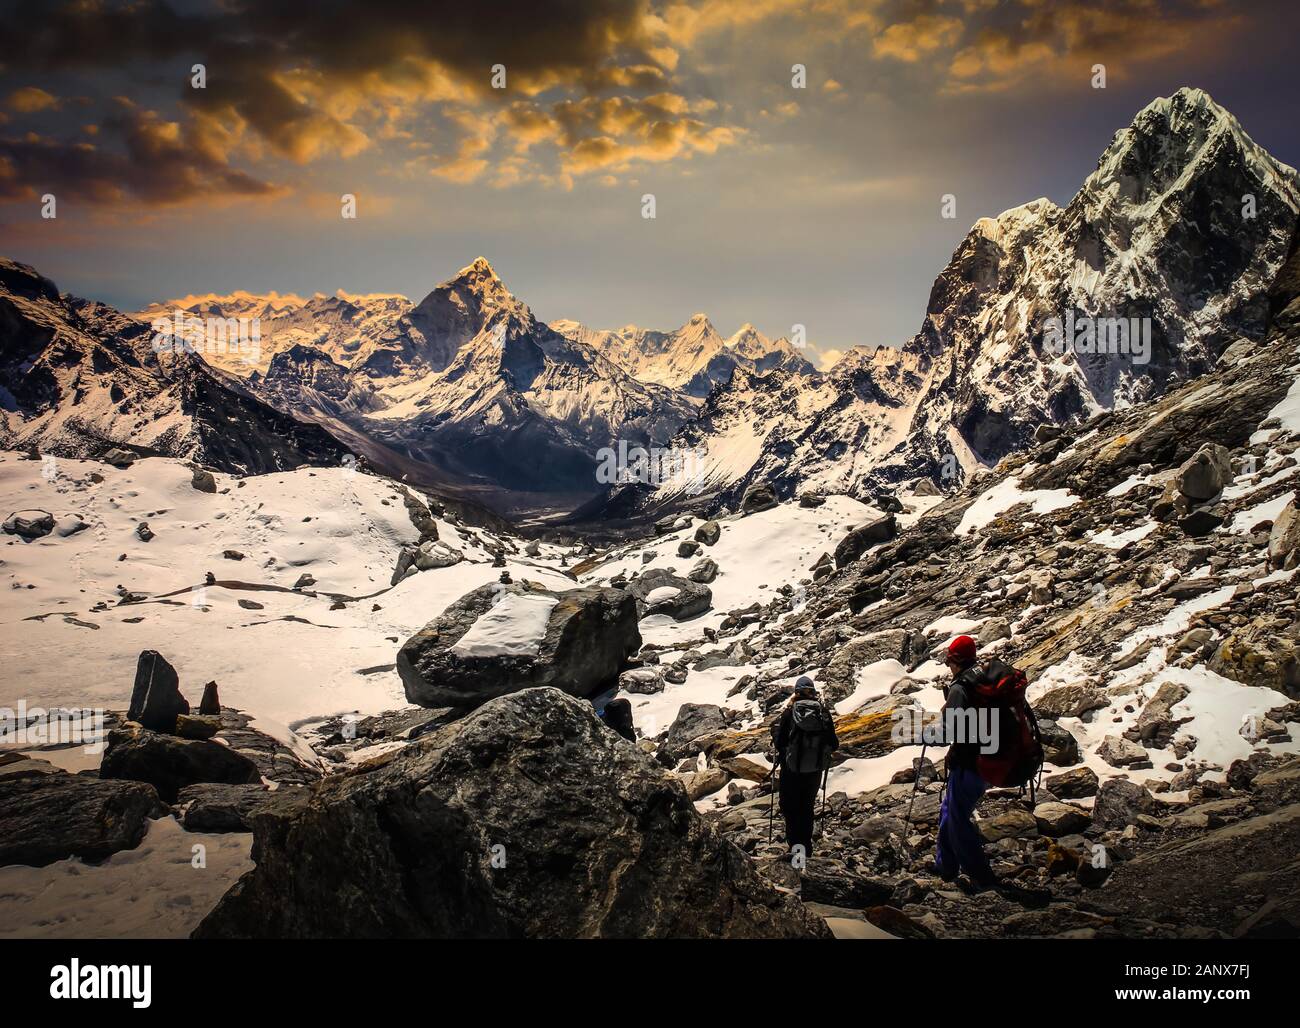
[3,88,1297,530]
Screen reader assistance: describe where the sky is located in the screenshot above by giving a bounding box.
[2,0,1298,369]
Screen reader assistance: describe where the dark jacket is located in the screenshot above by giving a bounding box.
[941,666,984,770]
[771,699,839,770]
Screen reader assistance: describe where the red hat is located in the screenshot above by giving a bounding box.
[947,635,977,666]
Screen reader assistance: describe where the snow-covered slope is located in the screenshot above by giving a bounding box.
[0,451,576,725]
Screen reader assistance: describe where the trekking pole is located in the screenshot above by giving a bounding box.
[903,743,928,831]
[767,762,778,844]
[818,766,829,840]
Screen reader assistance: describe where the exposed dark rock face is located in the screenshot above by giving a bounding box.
[834,514,897,568]
[193,688,827,939]
[0,775,165,867]
[127,650,190,733]
[178,783,308,833]
[397,581,640,710]
[100,723,262,802]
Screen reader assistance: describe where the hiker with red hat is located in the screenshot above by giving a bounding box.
[936,635,996,887]
[933,634,1044,892]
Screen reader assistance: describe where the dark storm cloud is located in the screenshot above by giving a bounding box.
[0,0,677,202]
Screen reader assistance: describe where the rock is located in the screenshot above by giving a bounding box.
[1179,509,1225,536]
[135,522,154,542]
[397,581,641,710]
[2,509,55,539]
[1045,766,1098,798]
[662,703,728,762]
[223,549,245,560]
[977,617,1012,645]
[798,493,825,509]
[688,557,719,584]
[178,783,304,833]
[237,598,264,610]
[127,650,190,733]
[1176,443,1233,501]
[619,667,665,694]
[1132,680,1191,745]
[978,808,1038,842]
[1034,423,1063,443]
[175,714,222,740]
[198,681,221,716]
[677,540,701,558]
[101,447,136,467]
[834,514,897,568]
[193,689,827,939]
[1033,801,1092,836]
[0,774,165,867]
[413,539,464,570]
[681,765,729,800]
[1097,735,1149,768]
[1092,778,1157,830]
[1209,626,1300,699]
[694,520,721,545]
[1034,684,1108,719]
[53,514,88,537]
[100,723,262,802]
[1038,720,1080,765]
[1028,569,1056,604]
[293,573,315,590]
[1269,498,1299,568]
[741,482,778,514]
[627,568,712,621]
[190,468,218,493]
[525,540,541,557]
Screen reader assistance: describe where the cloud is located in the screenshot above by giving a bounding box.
[873,15,963,62]
[6,86,60,113]
[0,101,282,206]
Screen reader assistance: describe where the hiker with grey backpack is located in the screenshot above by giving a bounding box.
[770,676,838,859]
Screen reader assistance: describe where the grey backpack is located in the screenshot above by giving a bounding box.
[783,699,835,773]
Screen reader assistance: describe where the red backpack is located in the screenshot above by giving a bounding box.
[968,658,1044,791]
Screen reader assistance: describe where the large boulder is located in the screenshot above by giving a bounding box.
[0,774,165,867]
[1092,778,1157,830]
[740,482,778,514]
[1268,498,1299,569]
[178,783,308,833]
[100,723,262,802]
[1034,684,1108,720]
[661,703,728,762]
[397,581,640,710]
[193,688,827,938]
[127,650,190,733]
[1175,443,1232,501]
[627,568,712,621]
[834,514,897,568]
[2,509,55,539]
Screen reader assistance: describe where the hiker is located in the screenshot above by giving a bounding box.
[935,635,998,888]
[770,676,838,858]
[601,697,636,742]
